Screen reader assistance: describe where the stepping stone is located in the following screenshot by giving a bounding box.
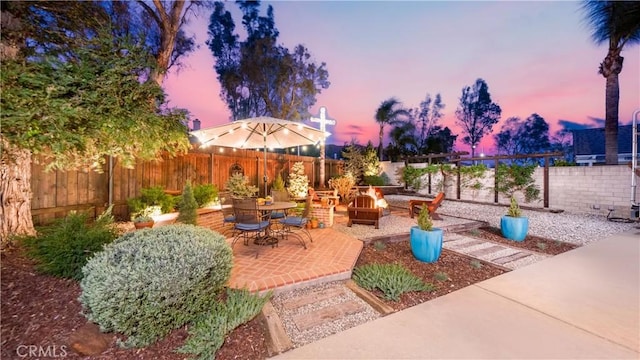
[447,239,485,250]
[493,251,532,265]
[468,245,505,257]
[283,287,345,310]
[292,300,364,331]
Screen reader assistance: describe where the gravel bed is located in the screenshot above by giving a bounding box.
[270,281,380,348]
[385,195,638,246]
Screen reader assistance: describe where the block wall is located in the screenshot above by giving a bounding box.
[380,162,637,215]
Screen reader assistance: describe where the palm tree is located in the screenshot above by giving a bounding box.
[581,1,640,164]
[374,97,410,160]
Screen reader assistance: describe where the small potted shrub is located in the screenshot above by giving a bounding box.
[409,206,443,262]
[309,216,319,229]
[133,207,156,229]
[501,197,529,241]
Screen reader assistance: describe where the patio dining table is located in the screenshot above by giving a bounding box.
[255,201,298,245]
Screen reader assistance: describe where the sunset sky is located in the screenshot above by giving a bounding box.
[163,1,640,154]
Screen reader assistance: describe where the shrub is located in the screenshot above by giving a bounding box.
[225,173,258,198]
[352,263,434,301]
[127,186,175,217]
[177,182,198,225]
[177,288,271,359]
[79,225,233,347]
[22,206,118,280]
[328,173,356,204]
[363,175,385,186]
[271,173,285,191]
[193,183,219,208]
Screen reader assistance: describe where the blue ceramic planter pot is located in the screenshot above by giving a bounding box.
[410,226,443,263]
[500,215,529,242]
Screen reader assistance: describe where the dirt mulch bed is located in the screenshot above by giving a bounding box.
[355,241,507,312]
[0,246,268,360]
[461,226,578,255]
[1,226,576,359]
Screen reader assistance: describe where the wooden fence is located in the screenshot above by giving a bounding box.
[31,147,343,225]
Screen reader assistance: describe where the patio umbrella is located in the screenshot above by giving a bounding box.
[190,116,329,196]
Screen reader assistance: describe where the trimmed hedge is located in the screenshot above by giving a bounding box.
[79,225,233,347]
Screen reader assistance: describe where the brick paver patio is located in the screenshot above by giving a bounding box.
[226,227,363,294]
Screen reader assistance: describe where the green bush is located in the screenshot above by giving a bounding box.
[363,175,385,186]
[127,186,175,217]
[352,263,434,301]
[22,206,118,280]
[178,288,271,359]
[79,225,233,347]
[177,182,198,225]
[193,183,219,208]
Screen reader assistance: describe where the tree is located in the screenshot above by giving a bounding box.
[581,1,640,164]
[425,126,457,155]
[374,97,410,161]
[386,119,418,161]
[414,93,445,151]
[494,114,551,160]
[549,128,574,163]
[1,12,190,243]
[207,1,329,121]
[135,0,211,85]
[455,78,502,158]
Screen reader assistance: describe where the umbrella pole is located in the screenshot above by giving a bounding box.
[264,145,268,197]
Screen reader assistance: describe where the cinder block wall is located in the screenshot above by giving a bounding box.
[380,162,637,215]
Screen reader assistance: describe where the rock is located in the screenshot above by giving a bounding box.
[68,322,111,356]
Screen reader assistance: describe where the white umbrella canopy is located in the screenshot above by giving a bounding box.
[190,116,329,196]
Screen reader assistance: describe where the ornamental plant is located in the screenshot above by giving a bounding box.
[22,206,117,280]
[287,161,309,198]
[417,206,434,231]
[177,182,198,225]
[328,173,356,204]
[225,173,258,198]
[507,196,522,217]
[271,173,285,191]
[352,263,434,301]
[79,225,233,347]
[193,183,219,208]
[495,163,540,202]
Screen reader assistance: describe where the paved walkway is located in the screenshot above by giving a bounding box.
[271,228,640,359]
[443,233,550,270]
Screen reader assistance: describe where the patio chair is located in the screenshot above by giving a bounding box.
[270,189,289,220]
[347,195,383,229]
[232,198,273,258]
[278,196,312,248]
[409,192,445,220]
[220,194,237,236]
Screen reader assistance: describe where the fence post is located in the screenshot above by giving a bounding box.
[544,156,550,208]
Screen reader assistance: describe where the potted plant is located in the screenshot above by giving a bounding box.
[309,216,319,229]
[501,196,529,241]
[132,206,158,229]
[409,206,443,262]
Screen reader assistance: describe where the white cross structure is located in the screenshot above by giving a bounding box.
[310,106,336,188]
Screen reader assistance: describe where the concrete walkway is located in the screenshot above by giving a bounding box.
[271,229,640,359]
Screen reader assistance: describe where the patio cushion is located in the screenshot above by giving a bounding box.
[235,221,270,231]
[280,216,307,227]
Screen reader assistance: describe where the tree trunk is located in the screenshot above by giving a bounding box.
[1,138,36,247]
[604,72,620,165]
[600,49,623,165]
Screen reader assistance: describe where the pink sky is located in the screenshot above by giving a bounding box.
[163,1,639,154]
